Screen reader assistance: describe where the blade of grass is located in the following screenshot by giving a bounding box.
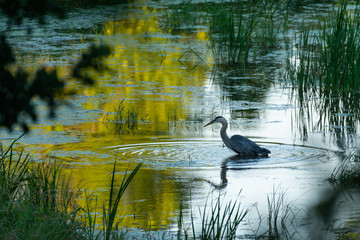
[105,161,142,240]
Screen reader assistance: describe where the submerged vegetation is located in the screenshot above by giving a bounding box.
[103,99,149,135]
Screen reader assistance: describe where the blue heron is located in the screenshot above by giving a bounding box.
[204,116,270,157]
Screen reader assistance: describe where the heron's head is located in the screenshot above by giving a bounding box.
[203,116,226,127]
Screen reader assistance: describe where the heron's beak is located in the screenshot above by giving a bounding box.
[203,120,215,127]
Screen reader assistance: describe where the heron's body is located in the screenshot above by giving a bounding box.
[204,116,270,157]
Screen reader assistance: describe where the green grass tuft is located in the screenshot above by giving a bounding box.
[0,135,143,240]
[103,99,148,135]
[178,193,250,239]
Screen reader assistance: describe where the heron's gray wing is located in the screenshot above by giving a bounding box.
[230,135,269,156]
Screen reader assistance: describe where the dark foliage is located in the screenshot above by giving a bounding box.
[73,44,111,85]
[0,0,111,132]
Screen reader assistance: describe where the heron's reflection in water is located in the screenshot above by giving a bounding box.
[207,155,265,190]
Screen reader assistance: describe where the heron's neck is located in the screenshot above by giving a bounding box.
[220,121,232,149]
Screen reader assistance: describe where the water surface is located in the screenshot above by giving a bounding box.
[1,0,358,238]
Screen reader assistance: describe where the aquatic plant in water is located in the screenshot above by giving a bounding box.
[177,193,250,239]
[264,187,298,239]
[284,0,360,141]
[253,0,289,48]
[103,99,148,135]
[286,1,360,92]
[208,2,256,67]
[330,149,360,188]
[103,161,142,240]
[160,0,287,67]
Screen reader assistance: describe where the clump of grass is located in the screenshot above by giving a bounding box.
[0,135,143,239]
[285,0,360,93]
[254,186,299,239]
[316,0,360,92]
[27,158,78,214]
[283,0,360,141]
[0,134,30,202]
[329,149,360,188]
[103,99,148,135]
[160,0,288,68]
[253,0,289,48]
[0,135,85,239]
[178,193,250,239]
[208,1,256,67]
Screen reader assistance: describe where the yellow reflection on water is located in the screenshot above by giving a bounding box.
[70,164,189,230]
[22,5,212,231]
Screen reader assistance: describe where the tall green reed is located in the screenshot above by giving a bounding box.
[317,0,360,92]
[266,187,293,238]
[253,0,289,48]
[0,133,29,203]
[29,160,81,215]
[80,162,142,240]
[159,1,203,34]
[103,161,142,240]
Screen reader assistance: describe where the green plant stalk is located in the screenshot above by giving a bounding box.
[104,161,142,240]
[0,133,29,203]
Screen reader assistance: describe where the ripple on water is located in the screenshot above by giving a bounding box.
[109,140,333,170]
